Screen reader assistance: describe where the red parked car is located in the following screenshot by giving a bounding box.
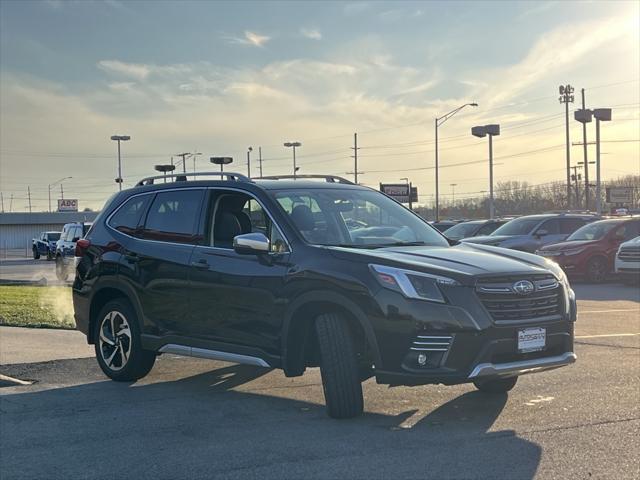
[536,218,640,282]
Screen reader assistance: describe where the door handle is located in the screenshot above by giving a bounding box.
[191,259,209,269]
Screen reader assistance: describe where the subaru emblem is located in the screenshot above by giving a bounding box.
[513,280,535,295]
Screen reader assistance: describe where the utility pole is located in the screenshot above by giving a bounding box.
[27,187,32,213]
[247,147,253,178]
[559,84,575,209]
[570,165,582,204]
[1,192,4,213]
[351,133,360,184]
[176,153,190,174]
[9,194,13,213]
[258,147,263,178]
[60,184,64,200]
[450,183,457,205]
[580,89,590,210]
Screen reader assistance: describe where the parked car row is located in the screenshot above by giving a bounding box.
[32,223,92,281]
[443,213,639,283]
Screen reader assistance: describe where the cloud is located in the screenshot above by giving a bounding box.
[98,60,151,80]
[224,31,271,47]
[300,28,322,40]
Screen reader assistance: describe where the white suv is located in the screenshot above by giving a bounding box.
[615,236,640,283]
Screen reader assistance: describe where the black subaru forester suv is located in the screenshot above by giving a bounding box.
[73,172,577,418]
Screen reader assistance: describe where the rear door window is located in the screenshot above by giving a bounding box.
[560,218,586,234]
[142,190,204,244]
[538,219,560,235]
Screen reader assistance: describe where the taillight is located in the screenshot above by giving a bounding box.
[75,239,91,257]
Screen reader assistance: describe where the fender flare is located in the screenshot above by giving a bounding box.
[87,278,145,339]
[281,290,382,375]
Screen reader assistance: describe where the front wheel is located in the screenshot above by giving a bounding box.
[32,247,40,260]
[315,313,364,419]
[93,299,156,382]
[473,376,518,393]
[46,249,53,261]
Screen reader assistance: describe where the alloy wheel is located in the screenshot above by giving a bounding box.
[98,311,132,371]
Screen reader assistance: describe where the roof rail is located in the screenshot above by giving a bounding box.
[258,174,354,185]
[135,171,251,187]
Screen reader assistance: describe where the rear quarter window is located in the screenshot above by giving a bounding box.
[108,195,152,237]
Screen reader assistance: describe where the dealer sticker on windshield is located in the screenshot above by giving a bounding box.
[518,327,546,353]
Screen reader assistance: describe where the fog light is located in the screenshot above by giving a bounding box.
[417,353,427,366]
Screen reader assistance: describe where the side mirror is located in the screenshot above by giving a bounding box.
[72,237,80,242]
[536,229,548,237]
[233,233,270,255]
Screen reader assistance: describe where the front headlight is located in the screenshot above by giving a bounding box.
[369,264,459,303]
[563,247,586,256]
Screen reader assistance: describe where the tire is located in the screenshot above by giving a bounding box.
[586,256,608,283]
[46,249,53,261]
[315,313,364,419]
[32,247,40,260]
[55,257,68,282]
[93,299,156,382]
[473,376,518,394]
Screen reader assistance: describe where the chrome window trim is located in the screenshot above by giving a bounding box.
[104,186,292,254]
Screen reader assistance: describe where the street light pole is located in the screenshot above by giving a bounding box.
[434,103,478,221]
[559,85,575,209]
[110,135,131,190]
[472,124,500,219]
[284,142,302,179]
[247,147,253,179]
[593,108,612,215]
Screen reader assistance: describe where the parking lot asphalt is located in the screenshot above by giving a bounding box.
[0,257,67,285]
[1,283,639,479]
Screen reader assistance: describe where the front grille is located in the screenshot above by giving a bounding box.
[410,335,453,352]
[476,274,563,323]
[618,246,640,262]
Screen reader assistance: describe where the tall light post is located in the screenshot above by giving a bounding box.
[110,135,130,191]
[400,177,412,210]
[593,108,612,215]
[435,103,478,221]
[284,141,302,179]
[471,124,500,219]
[210,157,233,173]
[48,176,72,212]
[247,146,253,178]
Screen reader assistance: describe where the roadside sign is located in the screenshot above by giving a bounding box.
[606,187,633,204]
[58,199,78,212]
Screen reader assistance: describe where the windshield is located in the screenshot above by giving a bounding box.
[47,233,61,241]
[272,188,448,248]
[567,220,619,241]
[444,222,481,240]
[491,217,543,236]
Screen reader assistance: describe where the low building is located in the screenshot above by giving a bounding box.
[0,212,100,250]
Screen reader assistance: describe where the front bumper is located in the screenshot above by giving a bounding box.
[468,351,576,379]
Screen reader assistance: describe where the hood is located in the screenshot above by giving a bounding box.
[327,242,554,284]
[461,234,519,246]
[621,236,640,247]
[539,240,596,252]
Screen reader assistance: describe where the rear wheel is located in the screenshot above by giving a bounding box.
[315,313,364,419]
[586,256,608,283]
[93,299,156,382]
[473,376,518,393]
[32,247,40,260]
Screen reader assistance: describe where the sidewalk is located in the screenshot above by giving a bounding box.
[0,326,94,365]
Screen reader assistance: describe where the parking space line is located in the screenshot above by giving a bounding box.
[575,333,640,339]
[579,309,639,314]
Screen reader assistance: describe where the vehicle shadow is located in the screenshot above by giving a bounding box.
[1,359,541,480]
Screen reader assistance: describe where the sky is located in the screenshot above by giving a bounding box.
[0,0,638,212]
